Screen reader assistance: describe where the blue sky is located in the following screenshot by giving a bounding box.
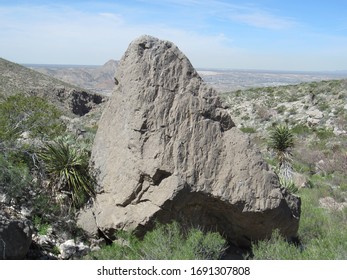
[0,0,347,70]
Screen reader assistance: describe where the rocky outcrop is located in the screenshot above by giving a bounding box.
[37,87,105,117]
[0,57,106,117]
[31,59,118,96]
[81,35,301,248]
[0,206,33,259]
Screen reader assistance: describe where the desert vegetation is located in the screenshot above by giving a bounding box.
[222,79,347,259]
[85,222,227,260]
[1,76,346,259]
[0,93,95,258]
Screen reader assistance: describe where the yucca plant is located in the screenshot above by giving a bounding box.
[38,138,95,207]
[268,125,296,191]
[268,125,294,168]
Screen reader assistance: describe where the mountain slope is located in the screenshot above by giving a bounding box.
[0,57,106,116]
[28,59,118,96]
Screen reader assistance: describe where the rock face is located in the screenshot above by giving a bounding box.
[0,206,33,259]
[84,35,300,247]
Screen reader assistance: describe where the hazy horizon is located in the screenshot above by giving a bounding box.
[24,61,347,75]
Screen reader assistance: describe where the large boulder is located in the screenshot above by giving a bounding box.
[82,35,300,248]
[0,206,33,259]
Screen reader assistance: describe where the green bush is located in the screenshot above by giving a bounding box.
[38,137,95,207]
[252,187,347,259]
[240,127,256,133]
[33,215,51,235]
[0,152,31,200]
[252,230,300,260]
[314,128,334,141]
[0,94,65,141]
[31,191,62,220]
[276,105,286,114]
[291,124,312,136]
[85,222,227,260]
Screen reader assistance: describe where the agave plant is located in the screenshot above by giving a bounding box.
[38,138,95,207]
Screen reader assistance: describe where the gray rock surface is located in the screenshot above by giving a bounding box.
[82,35,300,247]
[58,239,90,259]
[0,206,33,259]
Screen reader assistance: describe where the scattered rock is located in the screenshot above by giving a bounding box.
[319,197,347,211]
[77,207,99,236]
[292,172,309,189]
[307,109,323,119]
[83,35,301,248]
[58,239,90,259]
[0,193,10,204]
[307,117,321,126]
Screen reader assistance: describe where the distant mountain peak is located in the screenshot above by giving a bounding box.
[102,59,118,69]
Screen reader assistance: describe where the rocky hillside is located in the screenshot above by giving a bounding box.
[223,79,347,137]
[1,37,346,260]
[221,79,347,259]
[0,57,106,117]
[222,78,347,216]
[29,60,118,96]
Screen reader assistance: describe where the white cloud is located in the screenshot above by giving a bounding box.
[98,12,124,24]
[0,2,241,66]
[160,0,298,30]
[230,11,296,30]
[0,1,346,70]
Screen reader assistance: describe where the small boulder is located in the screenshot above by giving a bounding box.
[59,239,90,259]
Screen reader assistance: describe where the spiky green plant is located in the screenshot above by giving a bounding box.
[38,138,95,207]
[268,125,296,192]
[268,125,294,168]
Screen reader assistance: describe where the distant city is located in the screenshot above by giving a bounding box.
[26,63,347,95]
[197,68,347,92]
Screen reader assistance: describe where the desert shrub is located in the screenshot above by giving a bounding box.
[240,127,256,133]
[0,152,31,200]
[38,137,95,208]
[85,222,227,260]
[252,230,300,260]
[33,215,51,235]
[318,102,330,112]
[298,188,329,242]
[291,124,312,136]
[314,127,334,141]
[0,94,65,141]
[255,105,272,121]
[31,190,63,220]
[276,105,286,114]
[253,187,347,259]
[141,223,227,260]
[298,188,347,259]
